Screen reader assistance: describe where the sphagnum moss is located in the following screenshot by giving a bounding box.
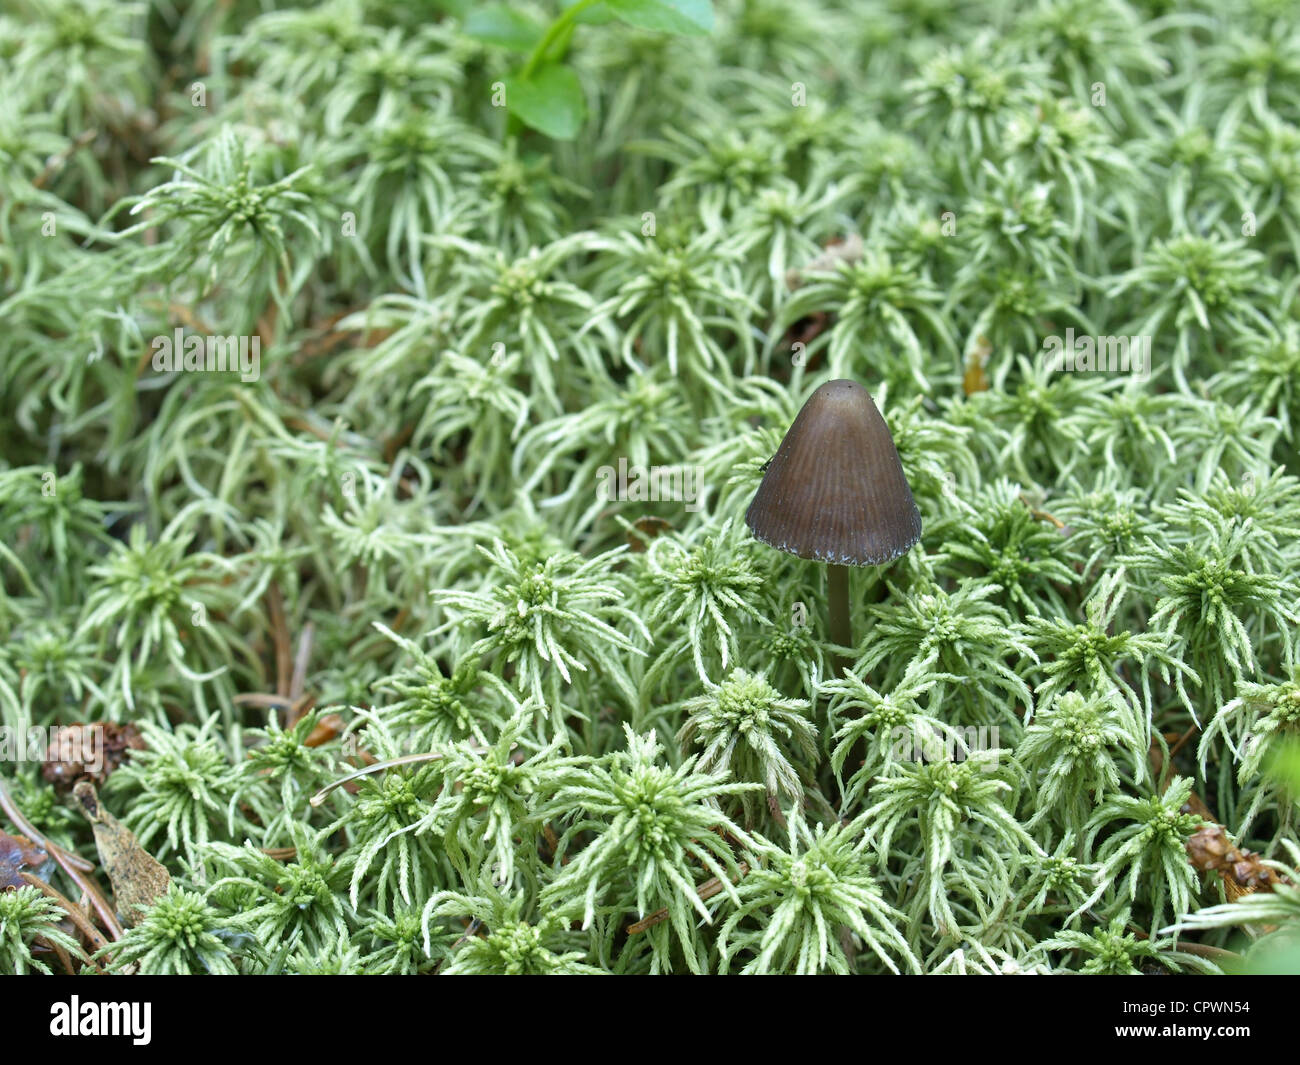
[1,0,1299,977]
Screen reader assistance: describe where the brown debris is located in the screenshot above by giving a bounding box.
[1148,739,1288,910]
[962,336,991,396]
[779,310,831,360]
[42,722,146,791]
[1185,822,1286,903]
[776,236,863,371]
[0,780,122,940]
[304,713,345,748]
[1017,493,1068,532]
[72,781,170,927]
[626,863,749,935]
[1,831,48,891]
[626,516,674,552]
[19,872,105,967]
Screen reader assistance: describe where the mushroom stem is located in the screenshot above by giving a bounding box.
[828,564,852,676]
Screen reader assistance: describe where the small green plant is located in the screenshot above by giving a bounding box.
[467,0,716,139]
[0,886,83,975]
[717,809,919,975]
[103,885,239,975]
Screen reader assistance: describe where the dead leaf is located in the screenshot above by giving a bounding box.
[304,713,344,748]
[626,516,674,552]
[1,831,48,890]
[963,337,991,396]
[72,781,170,926]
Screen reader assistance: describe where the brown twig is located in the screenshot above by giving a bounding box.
[32,128,97,189]
[541,823,562,863]
[20,872,108,965]
[261,847,298,861]
[626,863,749,935]
[1173,941,1240,962]
[0,781,93,871]
[233,693,296,710]
[1018,492,1066,530]
[50,848,123,942]
[1167,723,1199,764]
[48,938,77,976]
[0,780,124,940]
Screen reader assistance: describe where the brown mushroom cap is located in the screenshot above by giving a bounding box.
[745,379,922,566]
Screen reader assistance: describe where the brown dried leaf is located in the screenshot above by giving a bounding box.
[72,781,170,926]
[962,338,991,396]
[304,712,344,748]
[962,364,989,396]
[1,831,48,890]
[779,310,832,364]
[626,516,674,552]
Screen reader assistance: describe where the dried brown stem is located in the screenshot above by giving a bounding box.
[626,863,749,935]
[20,871,107,966]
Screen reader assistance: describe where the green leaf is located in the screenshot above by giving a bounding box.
[463,5,545,51]
[427,0,470,16]
[506,64,586,140]
[561,0,616,24]
[603,0,714,36]
[1265,738,1300,794]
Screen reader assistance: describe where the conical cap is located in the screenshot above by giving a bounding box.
[745,379,922,566]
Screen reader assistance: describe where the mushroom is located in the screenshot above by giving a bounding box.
[745,379,922,674]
